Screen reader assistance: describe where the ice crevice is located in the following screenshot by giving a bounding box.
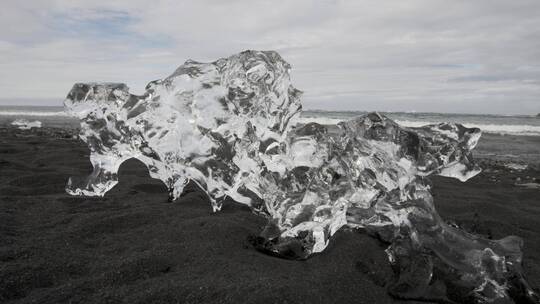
[64,50,538,304]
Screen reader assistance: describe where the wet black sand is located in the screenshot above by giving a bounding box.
[1,127,539,303]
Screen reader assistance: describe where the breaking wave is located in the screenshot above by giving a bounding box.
[0,110,68,117]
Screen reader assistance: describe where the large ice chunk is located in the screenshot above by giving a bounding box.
[64,50,538,303]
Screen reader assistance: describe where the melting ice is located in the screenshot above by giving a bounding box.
[64,50,538,304]
[11,119,42,130]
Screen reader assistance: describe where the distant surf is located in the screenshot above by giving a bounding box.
[1,106,539,136]
[0,106,67,117]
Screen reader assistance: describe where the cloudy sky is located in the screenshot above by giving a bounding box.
[1,0,539,114]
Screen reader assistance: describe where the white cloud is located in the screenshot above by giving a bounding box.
[0,0,539,114]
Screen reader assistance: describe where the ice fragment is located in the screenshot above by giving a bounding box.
[64,50,538,304]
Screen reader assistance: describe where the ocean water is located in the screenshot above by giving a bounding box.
[1,105,540,136]
[0,105,78,129]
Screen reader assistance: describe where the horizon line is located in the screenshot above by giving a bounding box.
[0,101,537,117]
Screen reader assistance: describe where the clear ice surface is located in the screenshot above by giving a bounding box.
[65,50,538,304]
[11,119,42,130]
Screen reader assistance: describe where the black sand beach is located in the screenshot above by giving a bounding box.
[1,126,539,303]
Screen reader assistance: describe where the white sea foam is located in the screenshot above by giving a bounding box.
[505,163,528,171]
[298,116,344,125]
[298,117,540,136]
[0,110,68,117]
